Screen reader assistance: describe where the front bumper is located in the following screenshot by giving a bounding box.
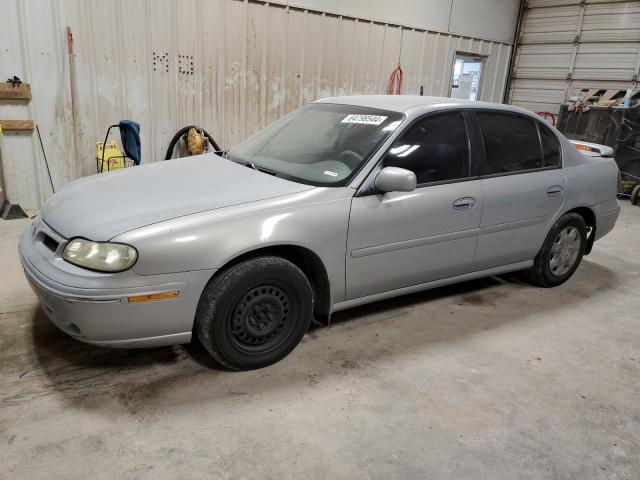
[19,219,215,348]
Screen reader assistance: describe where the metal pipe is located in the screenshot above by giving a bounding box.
[503,0,526,104]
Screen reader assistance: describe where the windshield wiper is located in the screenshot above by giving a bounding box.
[243,162,277,176]
[226,154,278,176]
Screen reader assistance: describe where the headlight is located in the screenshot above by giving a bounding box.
[63,238,138,272]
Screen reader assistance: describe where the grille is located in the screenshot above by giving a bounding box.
[42,234,60,252]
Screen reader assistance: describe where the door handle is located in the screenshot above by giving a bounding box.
[453,197,477,210]
[546,185,564,197]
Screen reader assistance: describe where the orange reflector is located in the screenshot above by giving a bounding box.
[128,291,179,303]
[574,144,593,152]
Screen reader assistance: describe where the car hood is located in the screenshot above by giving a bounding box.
[41,154,314,239]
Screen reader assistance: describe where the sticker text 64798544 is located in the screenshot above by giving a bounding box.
[341,114,388,126]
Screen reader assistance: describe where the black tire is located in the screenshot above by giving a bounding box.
[631,184,640,206]
[195,256,313,370]
[525,213,587,288]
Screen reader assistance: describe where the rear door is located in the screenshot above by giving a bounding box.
[346,111,483,300]
[472,111,566,271]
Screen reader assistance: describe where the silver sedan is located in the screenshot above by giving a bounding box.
[19,96,620,369]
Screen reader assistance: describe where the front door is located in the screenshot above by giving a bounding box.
[346,111,483,300]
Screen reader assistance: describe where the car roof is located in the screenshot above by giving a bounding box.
[314,95,532,116]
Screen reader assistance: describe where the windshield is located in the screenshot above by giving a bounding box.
[226,103,404,187]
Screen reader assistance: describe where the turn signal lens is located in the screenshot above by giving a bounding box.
[574,144,593,152]
[127,292,179,303]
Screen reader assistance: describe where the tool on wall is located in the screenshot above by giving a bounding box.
[67,26,82,178]
[387,28,405,95]
[387,63,404,95]
[6,75,22,85]
[36,124,55,193]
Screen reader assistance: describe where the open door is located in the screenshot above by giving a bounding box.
[450,53,485,101]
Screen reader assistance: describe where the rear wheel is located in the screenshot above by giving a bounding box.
[631,184,640,206]
[195,256,313,370]
[525,213,587,287]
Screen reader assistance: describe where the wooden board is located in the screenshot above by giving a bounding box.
[0,83,31,100]
[0,120,34,131]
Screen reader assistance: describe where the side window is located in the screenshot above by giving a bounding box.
[384,112,470,184]
[477,112,542,174]
[539,124,561,167]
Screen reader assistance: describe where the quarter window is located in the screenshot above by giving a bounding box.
[478,112,542,174]
[384,112,470,184]
[539,124,561,167]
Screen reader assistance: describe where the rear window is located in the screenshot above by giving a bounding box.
[478,112,542,174]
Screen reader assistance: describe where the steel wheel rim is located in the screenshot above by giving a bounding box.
[549,226,581,277]
[229,284,294,354]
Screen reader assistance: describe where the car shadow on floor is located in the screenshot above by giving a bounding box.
[25,259,618,412]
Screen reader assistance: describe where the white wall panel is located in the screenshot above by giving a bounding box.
[526,0,580,7]
[519,5,581,44]
[573,42,640,80]
[510,79,567,113]
[581,2,640,42]
[449,0,521,43]
[288,0,453,35]
[287,0,520,43]
[0,0,512,209]
[0,0,74,207]
[514,44,574,79]
[509,0,640,114]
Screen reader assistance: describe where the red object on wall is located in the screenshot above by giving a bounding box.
[387,64,404,95]
[536,111,557,126]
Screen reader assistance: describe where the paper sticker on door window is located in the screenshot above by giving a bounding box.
[341,114,387,125]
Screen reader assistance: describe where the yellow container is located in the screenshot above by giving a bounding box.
[96,141,125,172]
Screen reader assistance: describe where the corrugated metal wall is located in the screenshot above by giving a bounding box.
[508,0,640,114]
[0,0,512,210]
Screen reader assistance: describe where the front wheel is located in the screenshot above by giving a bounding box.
[195,256,313,370]
[525,213,587,287]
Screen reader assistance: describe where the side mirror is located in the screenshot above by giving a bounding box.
[374,167,417,193]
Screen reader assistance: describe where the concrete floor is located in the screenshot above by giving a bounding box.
[1,204,639,480]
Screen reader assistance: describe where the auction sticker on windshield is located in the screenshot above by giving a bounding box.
[341,114,387,125]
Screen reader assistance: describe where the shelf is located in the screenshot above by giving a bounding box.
[0,82,31,100]
[0,120,34,131]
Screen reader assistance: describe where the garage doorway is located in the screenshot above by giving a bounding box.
[450,53,485,101]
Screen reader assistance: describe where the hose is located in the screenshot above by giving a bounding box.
[164,125,221,160]
[536,111,557,126]
[387,64,403,95]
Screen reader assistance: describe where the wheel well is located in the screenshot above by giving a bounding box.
[566,206,596,254]
[215,245,332,325]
